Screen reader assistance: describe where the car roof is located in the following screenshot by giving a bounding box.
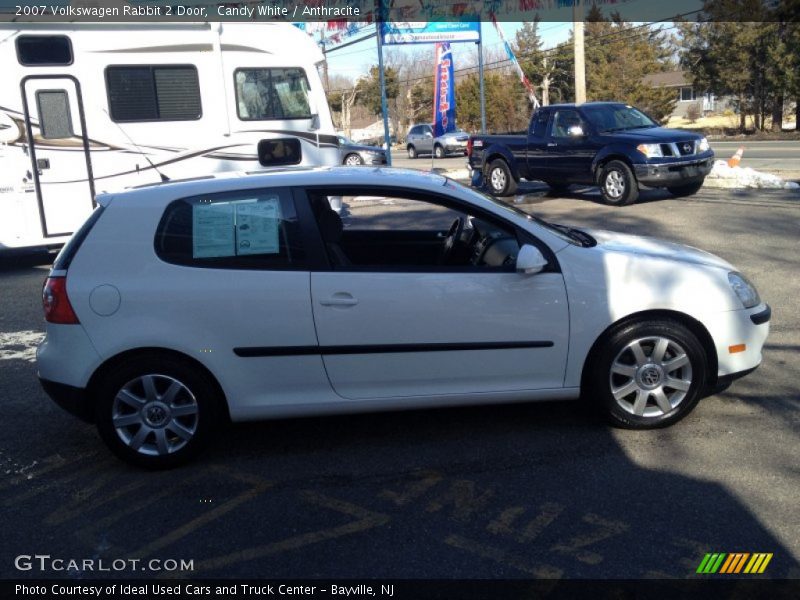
[98,167,448,207]
[543,101,627,110]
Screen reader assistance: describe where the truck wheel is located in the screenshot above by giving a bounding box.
[434,144,445,159]
[407,145,417,159]
[486,159,518,196]
[599,160,639,206]
[667,180,704,197]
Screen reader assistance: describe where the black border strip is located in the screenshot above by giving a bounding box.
[234,341,554,358]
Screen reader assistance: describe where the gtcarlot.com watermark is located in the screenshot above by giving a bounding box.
[14,554,194,573]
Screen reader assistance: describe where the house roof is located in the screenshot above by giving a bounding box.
[643,70,690,88]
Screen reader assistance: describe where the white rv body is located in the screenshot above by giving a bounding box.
[0,22,337,252]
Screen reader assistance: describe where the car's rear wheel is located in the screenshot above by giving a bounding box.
[486,159,518,196]
[344,153,364,166]
[587,319,708,429]
[407,145,417,159]
[434,144,445,159]
[599,160,639,206]
[667,180,704,197]
[95,354,222,468]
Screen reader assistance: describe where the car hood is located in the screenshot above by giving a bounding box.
[344,143,385,153]
[439,132,469,141]
[598,127,702,144]
[583,228,733,270]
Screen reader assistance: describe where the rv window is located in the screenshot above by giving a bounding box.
[36,90,74,139]
[235,68,312,121]
[106,65,201,122]
[16,36,73,66]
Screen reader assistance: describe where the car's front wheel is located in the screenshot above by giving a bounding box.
[486,159,518,196]
[599,160,639,206]
[667,180,704,197]
[95,354,222,468]
[587,319,708,429]
[344,153,364,166]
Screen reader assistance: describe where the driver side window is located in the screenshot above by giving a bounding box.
[307,190,520,272]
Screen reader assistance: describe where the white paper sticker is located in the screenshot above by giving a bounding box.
[193,202,235,258]
[235,197,281,255]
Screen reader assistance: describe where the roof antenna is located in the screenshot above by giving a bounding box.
[103,109,170,182]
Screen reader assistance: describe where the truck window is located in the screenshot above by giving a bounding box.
[551,110,585,139]
[531,111,549,138]
[16,35,73,66]
[235,68,312,121]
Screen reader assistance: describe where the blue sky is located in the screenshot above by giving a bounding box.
[325,22,574,81]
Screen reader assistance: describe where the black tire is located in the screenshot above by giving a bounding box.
[343,153,364,166]
[543,181,571,195]
[434,144,445,159]
[407,145,417,159]
[599,160,639,206]
[586,318,708,429]
[95,353,223,469]
[486,159,518,196]
[667,180,704,197]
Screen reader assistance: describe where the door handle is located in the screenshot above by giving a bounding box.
[320,293,358,307]
[547,142,557,147]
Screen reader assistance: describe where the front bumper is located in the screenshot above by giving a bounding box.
[704,303,771,382]
[634,155,714,187]
[361,153,387,165]
[40,378,93,422]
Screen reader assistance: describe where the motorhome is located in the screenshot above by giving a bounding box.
[0,22,337,252]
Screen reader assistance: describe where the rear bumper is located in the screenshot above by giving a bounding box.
[39,378,93,423]
[634,157,713,187]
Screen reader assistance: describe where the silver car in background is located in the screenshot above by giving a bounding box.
[406,124,469,159]
[337,136,388,166]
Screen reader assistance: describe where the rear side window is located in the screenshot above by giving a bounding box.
[531,111,549,138]
[16,35,73,66]
[106,65,201,122]
[155,188,307,270]
[53,206,105,271]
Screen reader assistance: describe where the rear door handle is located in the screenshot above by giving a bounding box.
[320,292,358,307]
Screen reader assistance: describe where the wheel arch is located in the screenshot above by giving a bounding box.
[86,347,231,423]
[484,152,519,181]
[579,309,719,393]
[593,152,636,185]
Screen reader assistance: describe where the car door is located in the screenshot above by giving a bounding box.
[526,109,552,181]
[419,125,434,154]
[547,109,597,183]
[305,187,570,400]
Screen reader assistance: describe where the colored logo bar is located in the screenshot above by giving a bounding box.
[696,553,773,574]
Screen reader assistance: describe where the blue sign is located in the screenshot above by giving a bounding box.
[433,43,456,137]
[381,21,480,45]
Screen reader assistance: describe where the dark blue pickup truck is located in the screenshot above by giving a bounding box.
[467,102,714,206]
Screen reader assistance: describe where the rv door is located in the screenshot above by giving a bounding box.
[22,76,95,238]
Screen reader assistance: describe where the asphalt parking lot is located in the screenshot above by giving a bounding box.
[1,185,799,580]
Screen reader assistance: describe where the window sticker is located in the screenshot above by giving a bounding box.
[235,197,281,255]
[192,201,235,258]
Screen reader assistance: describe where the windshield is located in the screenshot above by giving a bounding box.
[581,104,658,133]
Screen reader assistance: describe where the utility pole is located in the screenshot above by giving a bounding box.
[573,0,586,105]
[319,31,330,92]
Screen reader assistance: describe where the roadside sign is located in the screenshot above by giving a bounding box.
[380,21,480,45]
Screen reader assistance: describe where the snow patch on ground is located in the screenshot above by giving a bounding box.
[705,160,800,190]
[0,330,45,363]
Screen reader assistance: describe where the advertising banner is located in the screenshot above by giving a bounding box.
[432,42,456,137]
[381,21,480,45]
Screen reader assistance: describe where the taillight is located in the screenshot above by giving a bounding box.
[466,138,473,157]
[42,276,80,324]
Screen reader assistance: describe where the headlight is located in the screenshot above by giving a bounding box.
[636,143,663,158]
[698,137,710,152]
[728,272,760,308]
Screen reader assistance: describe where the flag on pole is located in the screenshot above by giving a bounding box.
[491,14,540,109]
[433,42,456,137]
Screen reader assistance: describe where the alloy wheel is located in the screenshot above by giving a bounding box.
[608,336,693,418]
[605,170,625,199]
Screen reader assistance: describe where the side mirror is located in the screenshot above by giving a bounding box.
[516,244,548,275]
[568,125,585,137]
[309,114,320,131]
[425,131,433,138]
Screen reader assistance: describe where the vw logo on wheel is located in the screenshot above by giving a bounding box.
[640,367,661,387]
